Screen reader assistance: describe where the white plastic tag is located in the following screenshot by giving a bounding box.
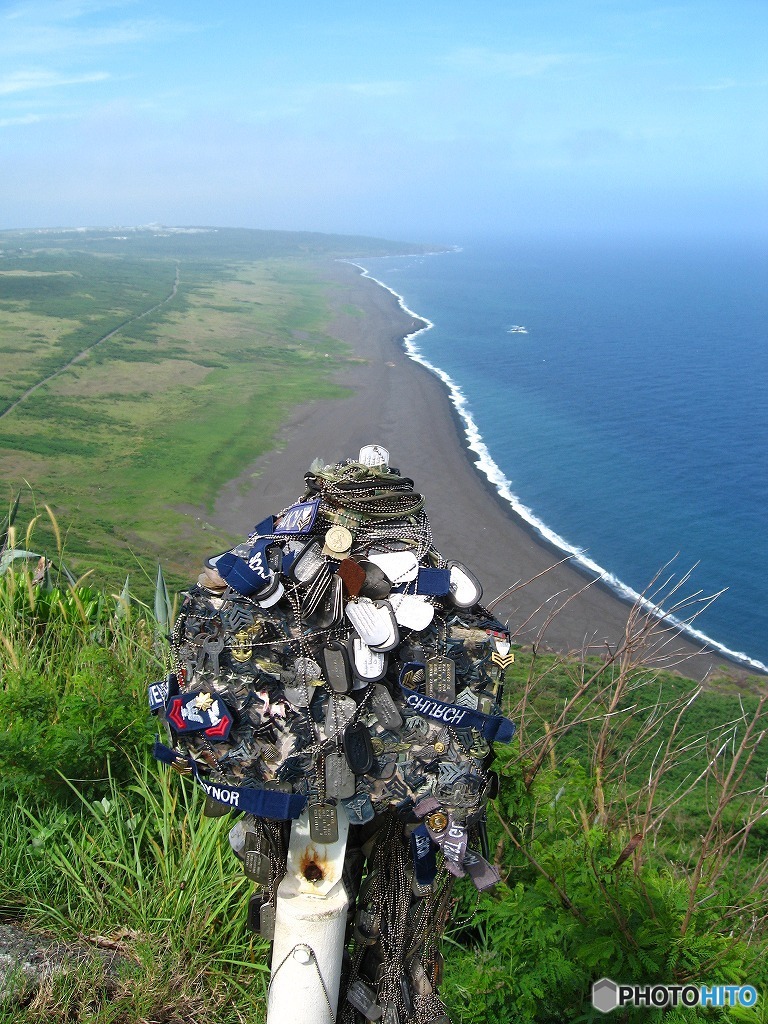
[351,638,386,681]
[358,444,389,467]
[368,550,419,583]
[345,597,392,647]
[390,593,434,631]
[447,560,483,608]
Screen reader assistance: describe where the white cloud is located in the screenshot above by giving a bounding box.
[0,69,109,95]
[0,2,199,57]
[0,112,43,127]
[439,47,571,78]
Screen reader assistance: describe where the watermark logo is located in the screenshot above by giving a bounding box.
[592,978,758,1013]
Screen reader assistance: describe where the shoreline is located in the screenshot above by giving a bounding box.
[351,260,768,677]
[206,257,763,685]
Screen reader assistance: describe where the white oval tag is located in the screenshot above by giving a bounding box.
[368,550,419,583]
[351,638,386,681]
[345,597,391,647]
[390,593,435,631]
[447,561,483,608]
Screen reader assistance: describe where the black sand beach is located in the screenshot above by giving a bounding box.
[208,259,752,685]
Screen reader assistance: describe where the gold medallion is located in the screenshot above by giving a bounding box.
[323,525,353,555]
[426,811,448,833]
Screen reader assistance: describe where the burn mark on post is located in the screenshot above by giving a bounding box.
[300,845,328,883]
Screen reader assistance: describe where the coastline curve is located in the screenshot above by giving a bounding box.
[347,259,768,676]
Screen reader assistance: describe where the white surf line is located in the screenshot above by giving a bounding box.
[347,258,768,675]
[0,263,180,422]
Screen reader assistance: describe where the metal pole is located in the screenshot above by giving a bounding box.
[267,809,350,1024]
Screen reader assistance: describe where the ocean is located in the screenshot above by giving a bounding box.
[358,234,768,672]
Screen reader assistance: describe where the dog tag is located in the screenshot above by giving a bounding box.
[383,1003,401,1024]
[283,681,311,708]
[446,560,483,608]
[295,656,323,686]
[358,444,389,468]
[344,722,375,774]
[368,550,419,583]
[390,593,434,631]
[309,801,339,844]
[203,794,230,817]
[244,832,272,885]
[358,560,391,600]
[347,978,384,1020]
[260,900,276,940]
[325,694,357,737]
[325,750,357,799]
[369,602,400,652]
[257,576,284,608]
[320,641,352,693]
[314,574,343,627]
[351,638,387,682]
[290,539,325,583]
[426,656,456,702]
[371,683,403,730]
[246,892,268,932]
[345,597,391,647]
[302,561,333,616]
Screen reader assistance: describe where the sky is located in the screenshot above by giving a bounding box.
[1,0,766,243]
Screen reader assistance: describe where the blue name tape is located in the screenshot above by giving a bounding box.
[400,685,516,743]
[152,740,308,819]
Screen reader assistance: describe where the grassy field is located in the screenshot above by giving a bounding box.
[0,227,418,598]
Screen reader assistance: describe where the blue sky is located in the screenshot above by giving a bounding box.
[1,0,766,242]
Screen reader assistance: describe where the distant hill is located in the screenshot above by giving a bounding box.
[0,224,433,260]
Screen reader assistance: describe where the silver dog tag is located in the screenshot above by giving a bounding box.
[351,637,387,682]
[371,683,403,730]
[345,597,391,647]
[325,750,357,799]
[309,801,339,844]
[426,656,456,702]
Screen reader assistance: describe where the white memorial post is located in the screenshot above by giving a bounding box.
[267,808,350,1024]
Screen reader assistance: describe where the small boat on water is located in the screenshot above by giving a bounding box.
[507,325,528,334]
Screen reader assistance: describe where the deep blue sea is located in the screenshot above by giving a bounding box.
[358,235,768,671]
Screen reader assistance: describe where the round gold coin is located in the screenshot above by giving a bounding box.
[426,811,448,833]
[433,741,446,753]
[324,525,353,554]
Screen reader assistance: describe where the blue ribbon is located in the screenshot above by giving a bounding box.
[399,685,516,743]
[410,823,438,886]
[152,740,307,820]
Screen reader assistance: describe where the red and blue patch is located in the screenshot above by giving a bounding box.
[166,691,234,741]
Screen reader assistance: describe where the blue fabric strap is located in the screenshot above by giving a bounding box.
[152,740,308,819]
[399,685,516,743]
[410,823,438,886]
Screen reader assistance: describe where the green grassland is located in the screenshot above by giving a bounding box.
[0,227,420,596]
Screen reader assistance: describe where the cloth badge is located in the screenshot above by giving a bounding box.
[272,498,319,535]
[216,539,273,596]
[249,514,275,538]
[426,815,468,877]
[166,691,234,741]
[463,849,501,891]
[415,567,451,596]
